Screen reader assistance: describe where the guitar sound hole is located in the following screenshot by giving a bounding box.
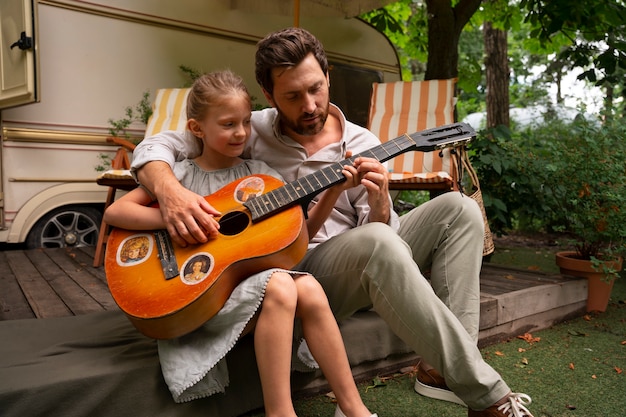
[218,211,250,236]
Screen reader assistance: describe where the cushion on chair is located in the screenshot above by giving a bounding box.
[144,88,191,139]
[98,169,133,180]
[367,79,457,187]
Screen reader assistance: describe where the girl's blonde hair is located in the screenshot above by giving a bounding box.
[186,70,251,121]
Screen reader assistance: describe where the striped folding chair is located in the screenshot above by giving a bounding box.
[144,88,191,138]
[367,78,459,193]
[94,88,190,267]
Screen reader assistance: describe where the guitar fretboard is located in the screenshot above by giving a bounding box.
[245,134,417,222]
[243,122,474,222]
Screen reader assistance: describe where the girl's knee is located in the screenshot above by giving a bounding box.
[294,274,330,312]
[264,271,297,310]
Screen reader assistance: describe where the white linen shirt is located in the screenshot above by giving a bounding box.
[131,104,400,248]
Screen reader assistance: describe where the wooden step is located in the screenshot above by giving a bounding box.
[478,263,587,346]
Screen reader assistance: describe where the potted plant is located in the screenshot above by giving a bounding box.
[526,117,626,312]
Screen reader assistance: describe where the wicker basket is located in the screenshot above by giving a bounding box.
[459,149,495,257]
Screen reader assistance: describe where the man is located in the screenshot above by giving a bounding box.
[131,27,534,417]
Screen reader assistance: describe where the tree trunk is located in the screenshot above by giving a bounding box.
[484,20,510,128]
[424,0,482,80]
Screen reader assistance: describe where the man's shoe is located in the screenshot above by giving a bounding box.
[413,361,466,406]
[468,393,533,417]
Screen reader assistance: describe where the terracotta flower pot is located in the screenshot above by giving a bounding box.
[555,251,623,312]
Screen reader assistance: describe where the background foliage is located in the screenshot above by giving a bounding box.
[469,117,626,259]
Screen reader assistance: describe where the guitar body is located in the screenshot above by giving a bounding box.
[105,174,308,339]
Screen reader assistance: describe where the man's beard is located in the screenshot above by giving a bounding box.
[277,103,329,136]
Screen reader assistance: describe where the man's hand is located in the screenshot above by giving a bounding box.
[352,157,391,223]
[137,161,220,246]
[157,182,221,246]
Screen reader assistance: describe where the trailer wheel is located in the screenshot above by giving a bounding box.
[26,206,102,249]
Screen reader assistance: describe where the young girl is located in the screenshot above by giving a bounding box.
[104,70,376,417]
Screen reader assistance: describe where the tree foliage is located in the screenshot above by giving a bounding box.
[362,0,626,117]
[520,0,626,116]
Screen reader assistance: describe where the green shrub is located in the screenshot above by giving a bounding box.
[472,117,626,260]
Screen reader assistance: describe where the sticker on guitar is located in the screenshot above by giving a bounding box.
[116,234,153,266]
[180,253,215,285]
[234,176,265,203]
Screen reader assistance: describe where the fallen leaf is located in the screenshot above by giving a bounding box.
[521,358,529,365]
[326,391,336,400]
[527,265,540,271]
[565,404,577,410]
[591,374,597,379]
[621,340,626,345]
[517,333,541,344]
[584,315,592,321]
[615,367,623,374]
[505,274,516,280]
[495,351,505,356]
[518,347,526,353]
[569,363,575,370]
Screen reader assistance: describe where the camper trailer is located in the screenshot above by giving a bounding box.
[0,0,400,248]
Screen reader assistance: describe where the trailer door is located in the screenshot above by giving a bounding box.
[0,0,38,109]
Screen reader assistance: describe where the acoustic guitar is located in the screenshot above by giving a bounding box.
[105,122,476,339]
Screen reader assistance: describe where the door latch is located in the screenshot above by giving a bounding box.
[10,32,33,51]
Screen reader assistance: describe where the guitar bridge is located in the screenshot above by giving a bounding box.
[154,230,179,280]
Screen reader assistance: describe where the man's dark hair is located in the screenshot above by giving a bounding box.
[255,27,329,95]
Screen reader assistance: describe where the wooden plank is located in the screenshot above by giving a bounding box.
[0,251,35,320]
[480,268,573,296]
[66,247,107,283]
[478,296,498,330]
[482,264,566,284]
[42,249,117,310]
[494,279,588,325]
[24,249,105,316]
[478,301,586,347]
[4,250,72,318]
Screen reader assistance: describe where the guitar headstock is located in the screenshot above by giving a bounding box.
[408,122,476,152]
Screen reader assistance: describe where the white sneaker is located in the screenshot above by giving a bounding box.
[334,405,378,417]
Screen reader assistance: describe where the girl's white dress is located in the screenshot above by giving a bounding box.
[157,159,317,403]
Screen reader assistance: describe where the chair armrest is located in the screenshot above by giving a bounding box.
[106,136,137,151]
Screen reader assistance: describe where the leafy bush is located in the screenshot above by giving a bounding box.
[471,117,626,260]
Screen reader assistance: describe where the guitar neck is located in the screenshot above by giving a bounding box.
[243,122,474,222]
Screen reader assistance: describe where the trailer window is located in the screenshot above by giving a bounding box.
[328,62,383,128]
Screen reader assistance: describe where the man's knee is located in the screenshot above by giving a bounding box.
[351,222,411,254]
[432,192,483,230]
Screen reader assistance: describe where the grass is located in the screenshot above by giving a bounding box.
[245,240,626,416]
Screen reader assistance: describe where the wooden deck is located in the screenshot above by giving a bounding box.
[0,246,587,346]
